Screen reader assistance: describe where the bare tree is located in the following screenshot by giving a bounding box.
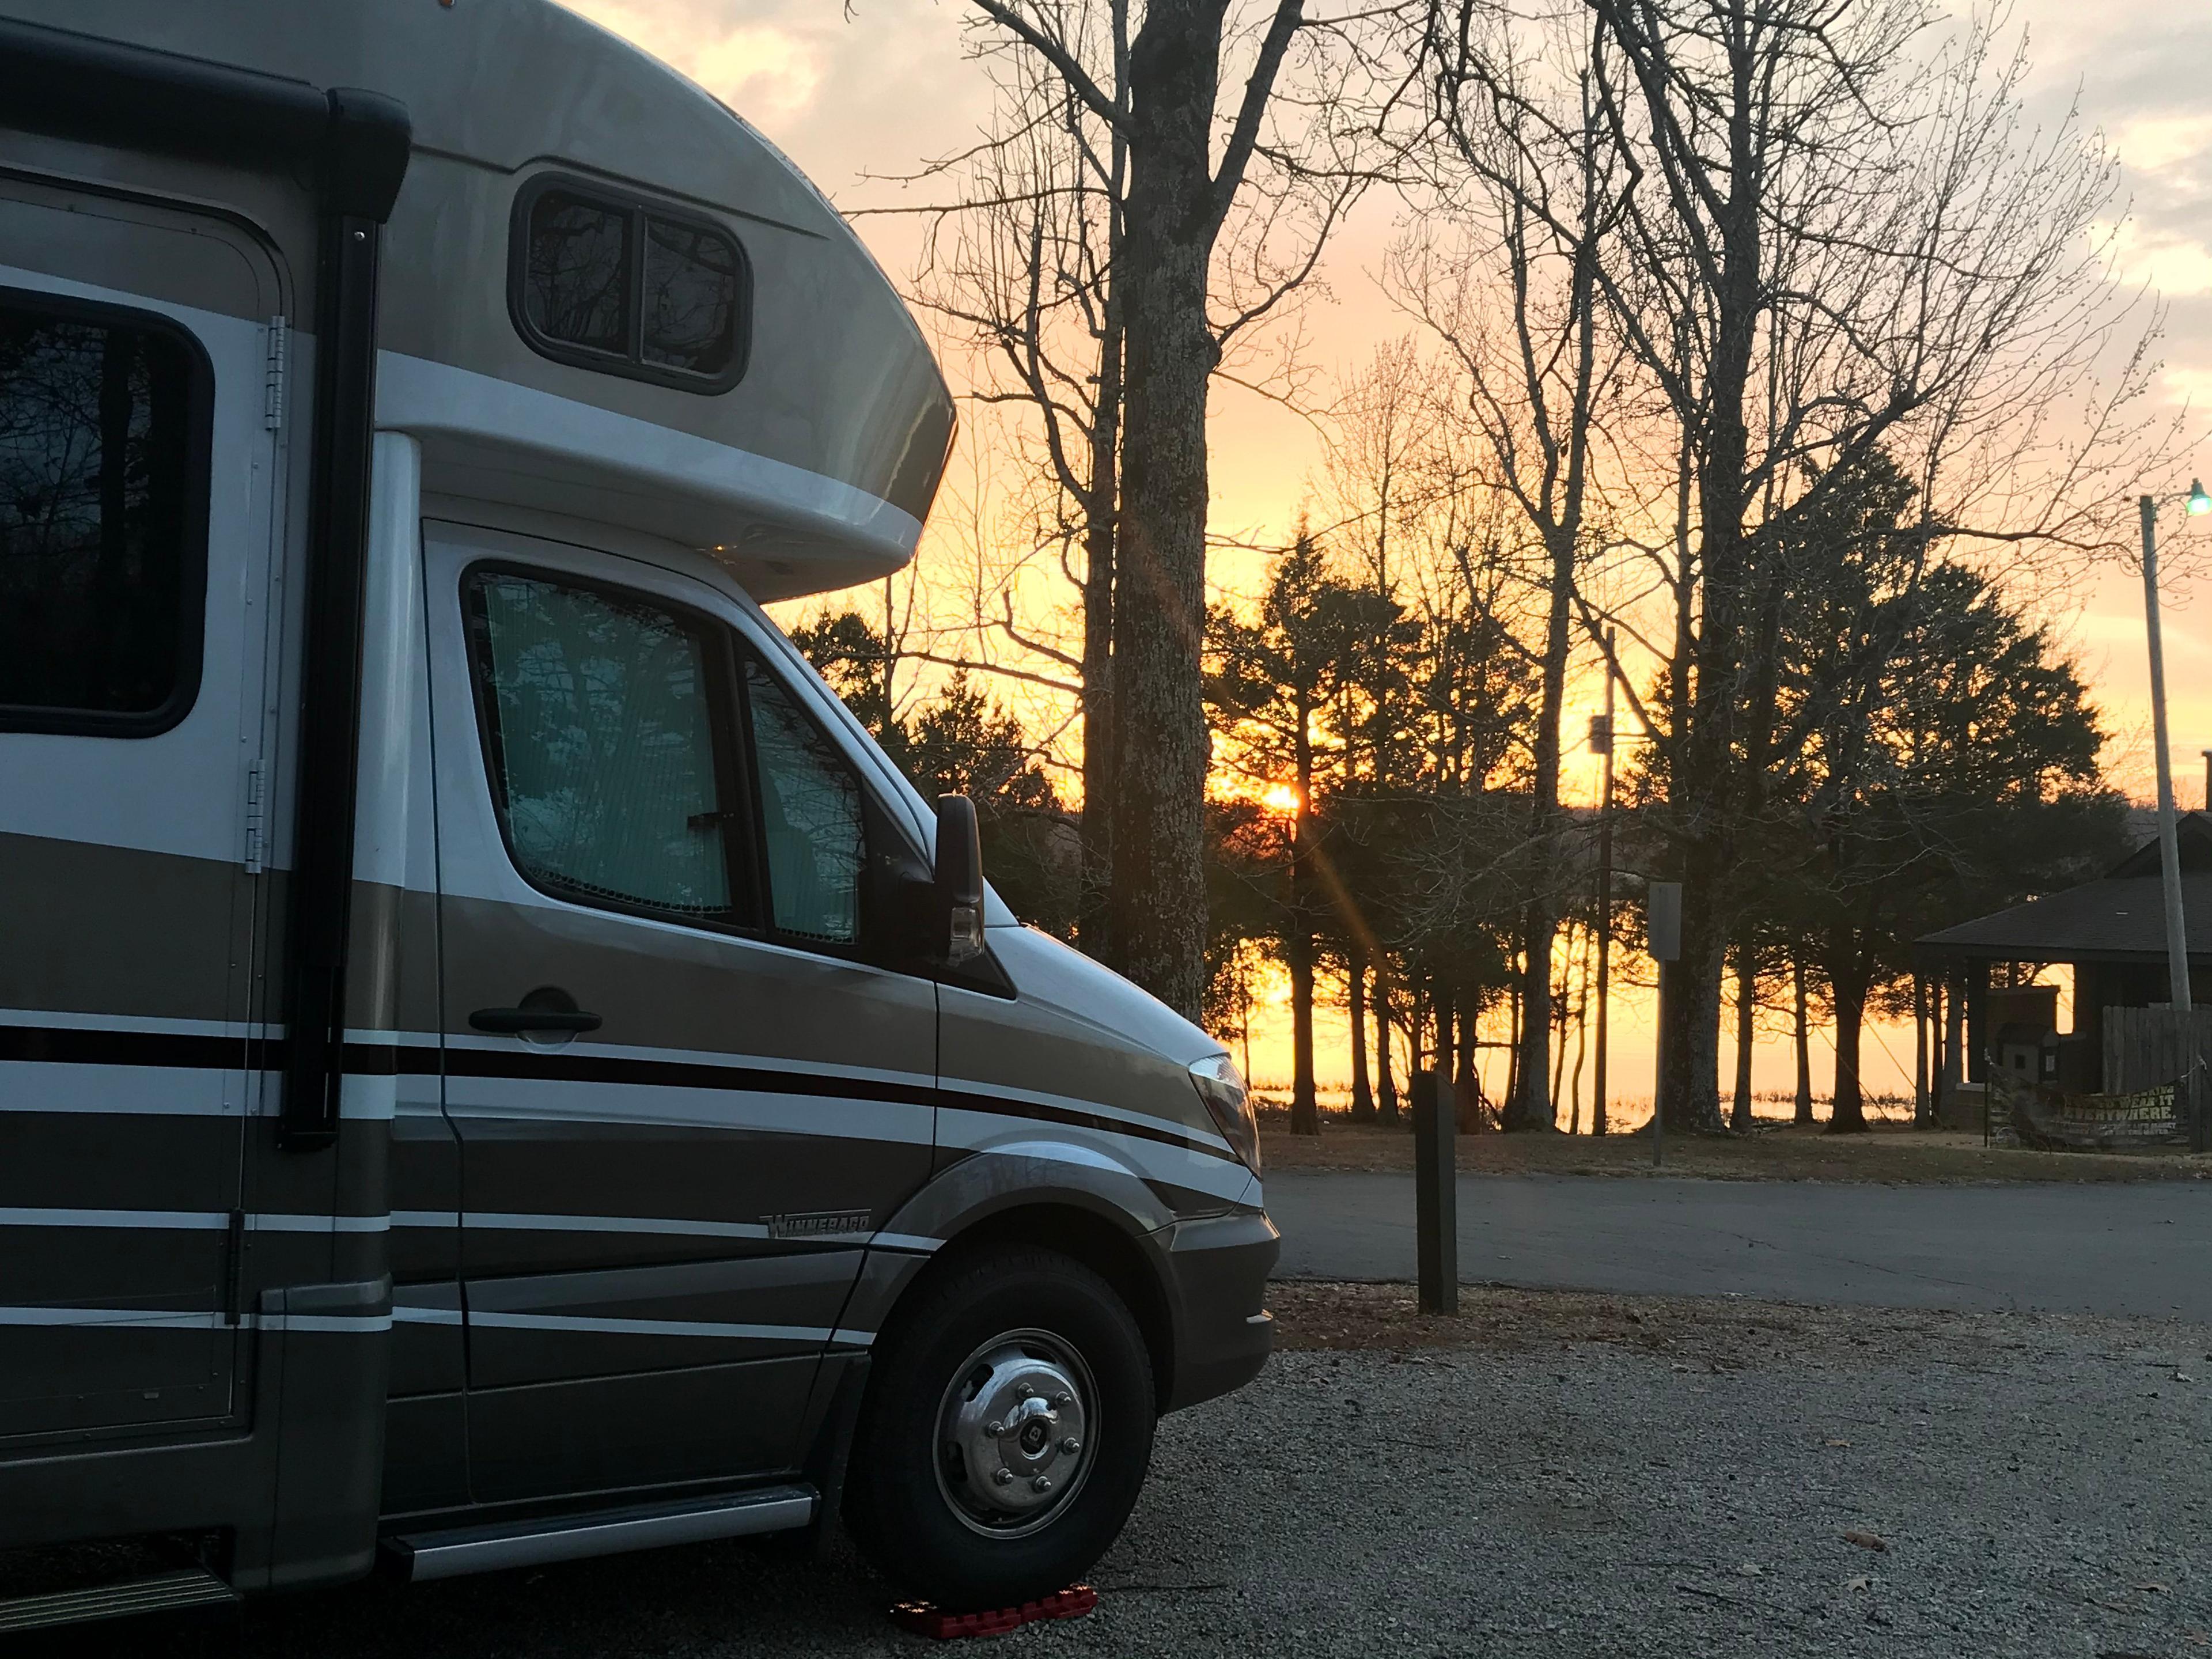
[1399,2,1633,1130]
[942,0,1422,1015]
[1571,0,2176,1128]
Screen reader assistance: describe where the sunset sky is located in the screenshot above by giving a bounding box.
[569,0,2212,1110]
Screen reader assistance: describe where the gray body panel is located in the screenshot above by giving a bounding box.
[1,0,956,597]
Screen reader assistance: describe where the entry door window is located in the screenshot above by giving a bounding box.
[0,290,211,732]
[743,660,863,944]
[465,569,750,925]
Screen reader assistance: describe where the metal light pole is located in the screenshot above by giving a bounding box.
[2140,484,2206,1012]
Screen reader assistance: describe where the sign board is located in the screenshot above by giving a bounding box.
[1647,881,1683,962]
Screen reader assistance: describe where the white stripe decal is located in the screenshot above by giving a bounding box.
[442,1076,933,1147]
[938,1118,1258,1207]
[255,1213,392,1234]
[0,1061,424,1119]
[0,1305,396,1334]
[0,1305,855,1340]
[0,1306,232,1330]
[867,1232,942,1254]
[466,1310,839,1343]
[0,1206,225,1232]
[459,1211,773,1241]
[0,1207,390,1234]
[0,1007,263,1040]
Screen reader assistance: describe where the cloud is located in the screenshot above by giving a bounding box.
[564,2,825,116]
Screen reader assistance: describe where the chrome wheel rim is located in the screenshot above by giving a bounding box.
[933,1327,1097,1539]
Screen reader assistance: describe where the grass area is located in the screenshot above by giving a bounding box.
[1255,1110,2212,1184]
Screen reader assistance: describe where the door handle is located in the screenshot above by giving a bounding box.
[469,986,602,1036]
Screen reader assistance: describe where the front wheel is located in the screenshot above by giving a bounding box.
[843,1247,1156,1609]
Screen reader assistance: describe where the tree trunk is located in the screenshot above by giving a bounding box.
[1456,999,1483,1134]
[1913,973,1929,1126]
[1792,957,1815,1125]
[1287,926,1317,1135]
[1077,362,1119,960]
[1434,982,1455,1105]
[1660,876,1728,1132]
[1287,817,1317,1138]
[1568,931,1589,1134]
[1348,945,1374,1122]
[1731,941,1755,1131]
[1287,681,1317,1135]
[1105,0,1231,1018]
[1375,964,1400,1126]
[1828,964,1872,1134]
[1503,982,1520,1115]
[1509,521,1576,1132]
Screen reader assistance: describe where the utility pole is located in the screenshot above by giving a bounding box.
[2141,492,2195,1013]
[1590,629,1617,1137]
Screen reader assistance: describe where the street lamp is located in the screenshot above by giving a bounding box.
[2139,485,2199,1012]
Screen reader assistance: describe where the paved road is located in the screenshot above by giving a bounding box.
[1266,1171,2212,1320]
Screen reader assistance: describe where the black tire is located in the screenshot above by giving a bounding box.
[843,1246,1156,1610]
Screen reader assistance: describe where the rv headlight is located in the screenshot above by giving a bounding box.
[1189,1054,1262,1177]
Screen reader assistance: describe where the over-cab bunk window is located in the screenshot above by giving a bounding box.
[511,175,751,393]
[0,289,211,736]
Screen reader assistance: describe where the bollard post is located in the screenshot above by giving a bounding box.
[1414,1067,1457,1315]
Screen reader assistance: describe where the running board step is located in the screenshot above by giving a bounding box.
[0,1567,238,1634]
[385,1484,817,1582]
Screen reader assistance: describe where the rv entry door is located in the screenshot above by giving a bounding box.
[422,523,937,1502]
[0,184,289,1442]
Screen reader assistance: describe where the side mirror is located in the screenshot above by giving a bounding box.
[935,794,985,964]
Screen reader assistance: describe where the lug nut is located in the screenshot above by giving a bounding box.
[993,1467,1014,1486]
[1059,1437,1081,1456]
[1031,1475,1052,1493]
[986,1421,1005,1437]
[1051,1392,1073,1408]
[1014,1382,1033,1399]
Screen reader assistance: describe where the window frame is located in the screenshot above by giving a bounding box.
[459,560,764,935]
[507,172,753,396]
[0,284,214,739]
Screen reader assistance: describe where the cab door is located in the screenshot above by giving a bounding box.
[0,186,285,1441]
[422,523,938,1502]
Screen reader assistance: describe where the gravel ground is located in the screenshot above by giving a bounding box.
[82,1286,2212,1659]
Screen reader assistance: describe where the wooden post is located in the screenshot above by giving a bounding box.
[1413,1068,1457,1315]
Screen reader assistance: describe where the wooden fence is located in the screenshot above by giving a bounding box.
[2102,1006,2212,1093]
[2103,1006,2212,1149]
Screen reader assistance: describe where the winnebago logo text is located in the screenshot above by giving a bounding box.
[766,1210,873,1240]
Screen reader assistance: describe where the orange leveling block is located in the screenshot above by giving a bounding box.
[889,1585,1099,1641]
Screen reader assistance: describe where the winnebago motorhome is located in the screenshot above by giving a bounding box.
[0,2,1275,1628]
